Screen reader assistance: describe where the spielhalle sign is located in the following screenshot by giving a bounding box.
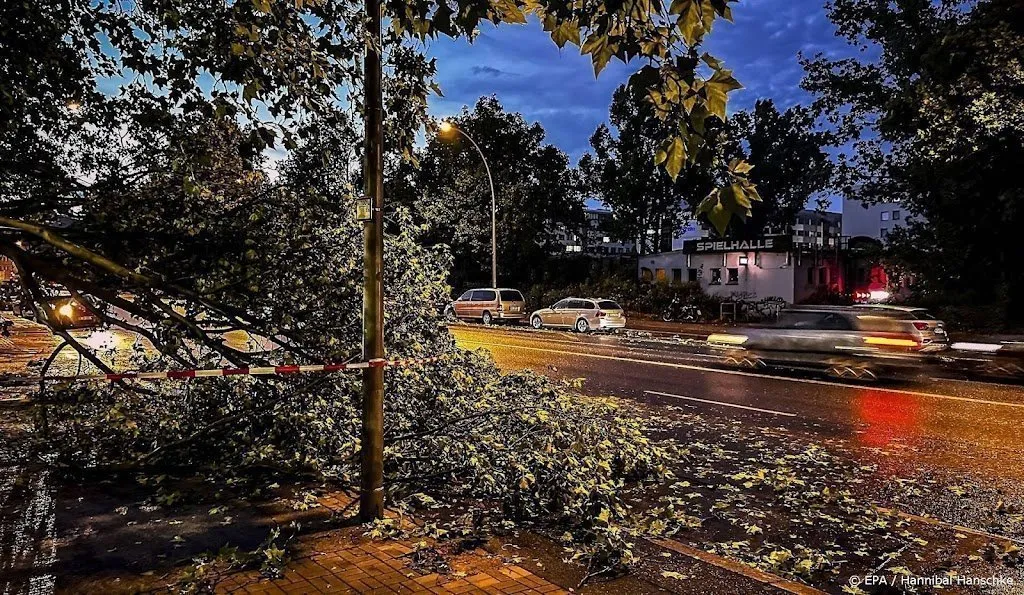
[682,235,792,254]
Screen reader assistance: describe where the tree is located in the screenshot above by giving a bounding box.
[0,0,752,571]
[393,96,581,288]
[802,0,1024,324]
[1,0,755,257]
[580,89,819,252]
[580,82,723,254]
[723,99,833,237]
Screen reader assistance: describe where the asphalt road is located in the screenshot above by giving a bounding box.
[451,324,1024,536]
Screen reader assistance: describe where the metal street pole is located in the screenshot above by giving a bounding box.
[449,127,497,288]
[359,0,385,521]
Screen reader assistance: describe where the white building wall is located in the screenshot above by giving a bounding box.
[638,251,796,303]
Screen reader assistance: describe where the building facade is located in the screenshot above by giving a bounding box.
[639,210,844,304]
[841,198,912,241]
[551,208,635,257]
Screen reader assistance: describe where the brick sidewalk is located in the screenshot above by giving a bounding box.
[214,494,570,595]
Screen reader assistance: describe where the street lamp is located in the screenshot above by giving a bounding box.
[439,120,498,289]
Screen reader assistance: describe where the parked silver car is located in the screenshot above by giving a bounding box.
[530,298,626,332]
[851,305,949,352]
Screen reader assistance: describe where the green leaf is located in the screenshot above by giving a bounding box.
[581,33,616,76]
[546,17,581,48]
[701,52,723,70]
[674,1,704,46]
[489,0,526,23]
[706,201,731,235]
[730,159,753,174]
[663,136,686,179]
[704,69,742,120]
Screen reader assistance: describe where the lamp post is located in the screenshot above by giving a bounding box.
[439,121,497,289]
[359,0,385,521]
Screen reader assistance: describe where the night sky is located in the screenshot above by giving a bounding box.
[424,0,852,164]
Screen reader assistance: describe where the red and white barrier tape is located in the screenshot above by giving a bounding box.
[43,356,443,383]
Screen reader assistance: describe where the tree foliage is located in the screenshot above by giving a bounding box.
[392,96,582,289]
[802,0,1024,323]
[1,0,753,259]
[580,91,828,250]
[722,99,833,236]
[580,82,724,254]
[0,0,751,573]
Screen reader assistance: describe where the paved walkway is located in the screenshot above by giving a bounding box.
[214,494,568,595]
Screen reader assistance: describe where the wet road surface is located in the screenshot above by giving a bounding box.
[451,324,1024,540]
[0,317,96,595]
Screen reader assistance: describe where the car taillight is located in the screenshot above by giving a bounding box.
[597,310,606,318]
[912,322,929,330]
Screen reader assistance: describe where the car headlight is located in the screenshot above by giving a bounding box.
[708,333,748,345]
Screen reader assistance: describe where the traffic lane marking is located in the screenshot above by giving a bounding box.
[456,339,1024,410]
[452,327,725,361]
[644,390,797,417]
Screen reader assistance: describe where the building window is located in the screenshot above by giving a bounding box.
[672,268,682,284]
[881,211,891,221]
[819,267,828,285]
[688,268,698,282]
[807,267,814,285]
[655,268,666,281]
[880,228,889,239]
[892,210,901,220]
[709,268,722,285]
[727,268,739,285]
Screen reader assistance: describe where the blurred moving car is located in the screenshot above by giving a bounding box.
[447,288,526,325]
[706,306,935,380]
[942,341,1024,380]
[851,304,949,352]
[530,298,625,332]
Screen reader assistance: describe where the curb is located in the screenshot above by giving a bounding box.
[651,538,826,595]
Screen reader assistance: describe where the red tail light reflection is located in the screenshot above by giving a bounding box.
[854,388,920,450]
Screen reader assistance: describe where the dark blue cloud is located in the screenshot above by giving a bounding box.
[425,0,851,163]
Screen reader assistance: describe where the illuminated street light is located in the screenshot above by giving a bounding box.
[438,120,497,289]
